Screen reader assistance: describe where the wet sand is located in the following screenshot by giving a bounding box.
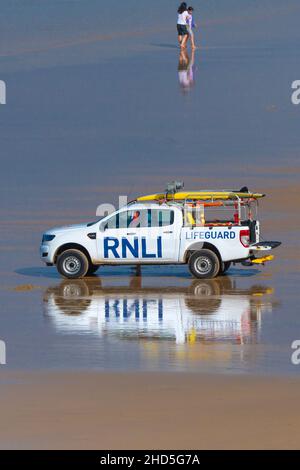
[1,0,300,450]
[1,371,300,449]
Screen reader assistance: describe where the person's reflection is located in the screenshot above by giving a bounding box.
[178,49,195,92]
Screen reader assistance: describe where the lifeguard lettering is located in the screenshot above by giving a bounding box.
[185,231,236,240]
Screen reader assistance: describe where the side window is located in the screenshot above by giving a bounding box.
[104,213,117,230]
[150,209,174,227]
[102,210,149,230]
[127,210,148,228]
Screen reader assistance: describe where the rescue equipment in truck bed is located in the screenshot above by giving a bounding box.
[136,191,265,202]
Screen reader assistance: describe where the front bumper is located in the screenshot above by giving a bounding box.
[40,244,54,264]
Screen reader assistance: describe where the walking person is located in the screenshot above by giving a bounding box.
[187,6,197,49]
[177,2,190,49]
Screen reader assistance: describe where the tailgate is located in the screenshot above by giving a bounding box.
[250,241,281,251]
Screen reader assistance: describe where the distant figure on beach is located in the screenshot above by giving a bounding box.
[178,49,195,93]
[177,3,190,49]
[187,6,197,50]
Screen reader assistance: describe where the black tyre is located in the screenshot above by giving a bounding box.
[57,249,89,279]
[86,264,100,276]
[58,280,90,297]
[54,280,91,315]
[219,261,231,275]
[189,279,221,297]
[188,249,220,279]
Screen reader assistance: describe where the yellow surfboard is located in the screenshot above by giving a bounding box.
[136,191,265,202]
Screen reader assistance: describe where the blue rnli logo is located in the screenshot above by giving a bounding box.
[104,236,162,259]
[105,298,163,320]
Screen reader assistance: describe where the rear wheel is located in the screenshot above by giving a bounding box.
[188,250,220,279]
[219,261,231,275]
[57,249,89,279]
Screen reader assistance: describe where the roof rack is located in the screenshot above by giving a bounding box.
[129,182,265,206]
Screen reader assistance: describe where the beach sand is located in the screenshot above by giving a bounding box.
[1,0,300,450]
[1,371,300,450]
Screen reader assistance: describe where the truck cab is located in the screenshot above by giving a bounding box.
[96,203,181,262]
[40,186,281,279]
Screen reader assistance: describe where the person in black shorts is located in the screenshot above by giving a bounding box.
[177,3,190,49]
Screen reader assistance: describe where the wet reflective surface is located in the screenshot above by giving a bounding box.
[37,266,283,373]
[1,1,300,376]
[2,262,291,374]
[39,270,279,373]
[44,275,272,346]
[178,50,196,93]
[2,259,300,374]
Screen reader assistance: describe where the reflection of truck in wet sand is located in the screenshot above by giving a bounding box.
[43,277,274,345]
[40,184,281,279]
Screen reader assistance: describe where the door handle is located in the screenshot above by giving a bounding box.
[163,231,173,234]
[127,232,136,235]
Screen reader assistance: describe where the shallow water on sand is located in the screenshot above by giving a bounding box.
[0,261,299,375]
[1,1,300,375]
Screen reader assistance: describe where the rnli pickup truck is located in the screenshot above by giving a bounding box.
[40,185,281,279]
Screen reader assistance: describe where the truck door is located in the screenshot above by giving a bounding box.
[143,207,180,261]
[97,209,135,262]
[97,207,180,262]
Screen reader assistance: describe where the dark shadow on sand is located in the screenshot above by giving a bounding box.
[15,265,260,280]
[225,268,260,277]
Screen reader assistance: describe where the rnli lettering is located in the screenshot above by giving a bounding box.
[104,236,163,258]
[105,298,163,320]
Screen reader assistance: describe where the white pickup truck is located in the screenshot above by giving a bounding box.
[40,187,281,279]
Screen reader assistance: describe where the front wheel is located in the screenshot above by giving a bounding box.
[57,249,89,279]
[188,250,220,279]
[86,264,100,276]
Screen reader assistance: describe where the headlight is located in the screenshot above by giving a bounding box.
[42,234,56,243]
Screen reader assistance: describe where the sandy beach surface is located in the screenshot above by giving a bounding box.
[0,371,300,450]
[1,0,300,450]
